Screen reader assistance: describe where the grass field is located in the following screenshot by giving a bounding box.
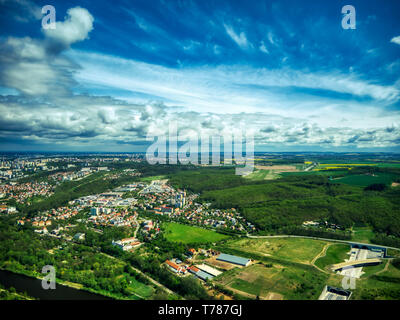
[351,227,375,243]
[223,238,327,265]
[213,237,400,300]
[360,261,387,278]
[280,170,348,177]
[316,160,400,168]
[351,263,400,299]
[244,169,280,181]
[314,244,350,270]
[140,175,167,182]
[332,173,397,187]
[214,262,327,300]
[127,277,154,298]
[317,163,377,168]
[164,222,230,244]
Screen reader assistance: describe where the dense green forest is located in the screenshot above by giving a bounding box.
[0,216,156,299]
[0,216,211,300]
[196,173,400,239]
[168,167,258,193]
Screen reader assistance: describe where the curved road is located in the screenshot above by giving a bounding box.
[245,234,400,252]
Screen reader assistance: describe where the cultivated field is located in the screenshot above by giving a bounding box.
[163,222,230,244]
[243,169,280,181]
[213,262,326,300]
[223,238,327,265]
[255,165,298,172]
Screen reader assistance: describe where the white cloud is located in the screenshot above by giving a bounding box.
[224,24,249,49]
[259,41,269,54]
[43,7,94,48]
[0,95,398,150]
[0,5,399,150]
[70,50,400,118]
[390,36,400,46]
[0,37,76,95]
[267,31,275,45]
[0,6,94,96]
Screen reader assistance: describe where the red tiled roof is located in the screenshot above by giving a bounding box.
[165,260,180,270]
[189,266,199,272]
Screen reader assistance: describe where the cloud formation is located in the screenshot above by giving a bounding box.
[391,36,400,46]
[0,6,94,96]
[224,24,249,49]
[0,1,399,152]
[43,7,94,51]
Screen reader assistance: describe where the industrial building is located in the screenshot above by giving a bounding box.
[195,264,222,277]
[216,253,251,266]
[188,266,214,281]
[319,286,352,300]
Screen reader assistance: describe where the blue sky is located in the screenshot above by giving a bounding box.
[0,0,399,152]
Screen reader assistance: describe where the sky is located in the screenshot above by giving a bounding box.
[0,0,399,152]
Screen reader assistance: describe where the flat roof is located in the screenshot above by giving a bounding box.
[195,270,214,281]
[217,253,250,266]
[195,264,222,277]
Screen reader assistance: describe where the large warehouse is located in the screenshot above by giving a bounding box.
[216,253,251,266]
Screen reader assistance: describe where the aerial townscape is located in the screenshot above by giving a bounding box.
[1,0,400,307]
[1,152,400,301]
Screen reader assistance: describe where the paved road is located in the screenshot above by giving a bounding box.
[338,248,368,278]
[304,162,317,171]
[246,234,400,252]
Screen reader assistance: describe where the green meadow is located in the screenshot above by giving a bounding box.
[164,222,230,244]
[314,244,350,270]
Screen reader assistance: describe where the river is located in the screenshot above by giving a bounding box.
[0,269,111,300]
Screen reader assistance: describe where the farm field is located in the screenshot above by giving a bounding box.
[223,238,327,265]
[314,244,350,270]
[244,169,280,181]
[280,170,348,177]
[316,163,377,168]
[213,262,327,300]
[163,222,230,244]
[315,160,400,168]
[254,165,298,172]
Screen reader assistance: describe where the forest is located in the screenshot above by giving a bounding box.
[0,215,211,300]
[152,164,400,242]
